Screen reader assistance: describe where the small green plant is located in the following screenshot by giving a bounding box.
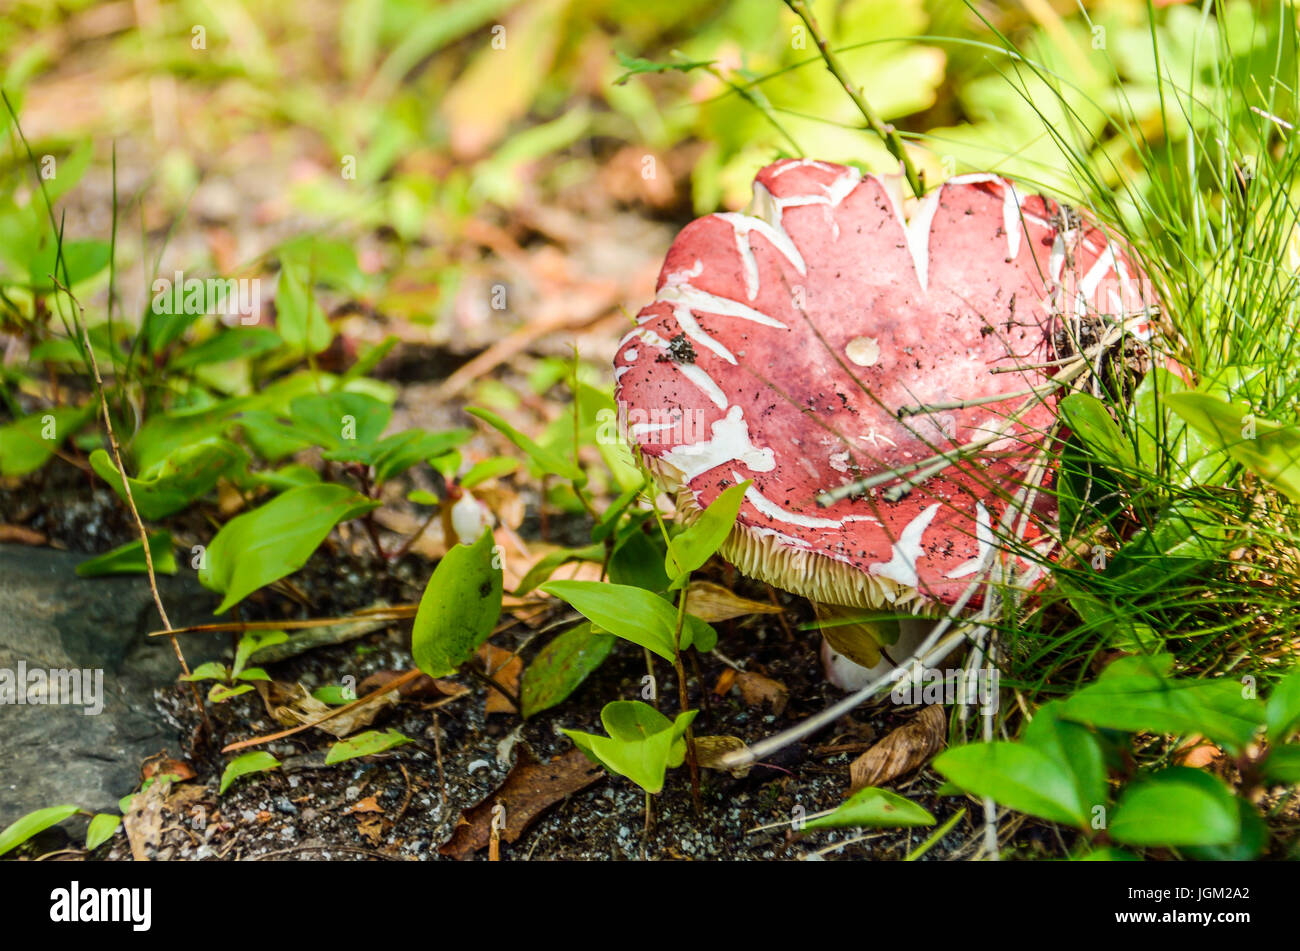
[182,630,288,703]
[562,701,697,795]
[0,803,123,857]
[219,752,281,796]
[935,665,1300,859]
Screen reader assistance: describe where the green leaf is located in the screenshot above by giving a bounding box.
[1059,673,1263,754]
[29,238,110,290]
[0,404,94,477]
[459,455,520,488]
[218,752,280,795]
[1128,368,1229,486]
[84,813,121,851]
[520,622,615,718]
[563,701,696,794]
[1166,392,1300,502]
[234,410,313,462]
[411,528,503,677]
[0,804,81,856]
[593,479,646,543]
[233,630,288,678]
[541,580,684,661]
[665,481,748,586]
[608,528,670,593]
[312,685,354,705]
[1022,701,1109,816]
[167,328,282,371]
[290,391,392,462]
[76,532,177,578]
[804,787,935,830]
[324,729,412,764]
[208,683,254,703]
[1265,670,1300,743]
[466,406,585,483]
[372,428,473,484]
[90,437,245,519]
[1183,797,1268,861]
[181,661,230,682]
[1262,746,1300,784]
[933,742,1089,827]
[199,484,380,613]
[1059,393,1136,473]
[278,235,368,295]
[276,264,332,354]
[245,463,321,491]
[1109,768,1240,847]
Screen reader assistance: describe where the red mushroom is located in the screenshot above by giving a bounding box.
[616,159,1157,687]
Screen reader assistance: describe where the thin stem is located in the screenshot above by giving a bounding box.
[467,659,523,714]
[785,0,924,197]
[673,581,703,814]
[706,64,805,157]
[52,276,211,740]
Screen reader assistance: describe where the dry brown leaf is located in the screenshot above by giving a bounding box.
[712,668,737,697]
[344,795,384,816]
[270,683,398,738]
[123,777,169,862]
[355,814,385,845]
[687,581,785,623]
[439,747,603,860]
[477,644,523,716]
[358,670,464,701]
[733,670,789,715]
[849,705,947,792]
[1174,734,1223,769]
[694,735,751,777]
[143,756,196,783]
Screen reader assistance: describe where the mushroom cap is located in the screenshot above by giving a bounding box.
[615,160,1156,612]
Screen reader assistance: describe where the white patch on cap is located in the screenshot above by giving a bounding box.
[656,282,789,329]
[634,328,728,409]
[670,305,736,365]
[730,470,844,529]
[663,259,704,286]
[1080,242,1117,300]
[869,503,940,588]
[904,190,943,293]
[845,335,881,367]
[716,211,807,299]
[1002,181,1023,260]
[661,406,774,482]
[623,347,638,362]
[769,158,837,177]
[1048,232,1067,283]
[945,502,994,579]
[630,420,675,437]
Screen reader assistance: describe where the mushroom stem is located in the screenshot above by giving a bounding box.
[716,563,989,770]
[719,460,1055,771]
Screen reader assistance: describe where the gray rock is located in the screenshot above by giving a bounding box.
[0,544,222,824]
